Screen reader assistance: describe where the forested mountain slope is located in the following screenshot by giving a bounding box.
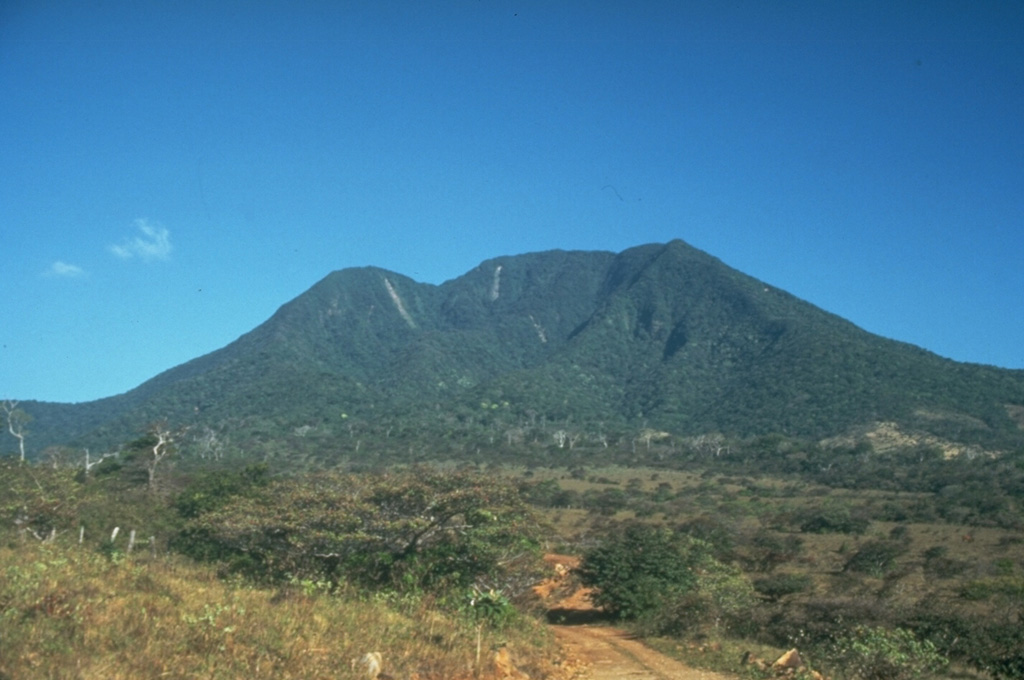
[15,240,1024,458]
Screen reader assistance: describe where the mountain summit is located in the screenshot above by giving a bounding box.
[18,241,1024,458]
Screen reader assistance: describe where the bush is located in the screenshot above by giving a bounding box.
[920,545,968,579]
[677,514,737,560]
[843,540,906,577]
[172,464,269,518]
[579,523,756,636]
[798,501,870,535]
[744,530,803,572]
[180,467,544,594]
[824,625,947,680]
[578,524,701,620]
[689,556,757,635]
[911,608,1024,680]
[0,462,82,544]
[753,572,813,601]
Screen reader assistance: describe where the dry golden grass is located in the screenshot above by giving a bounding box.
[0,542,559,680]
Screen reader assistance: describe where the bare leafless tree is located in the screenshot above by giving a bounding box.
[145,421,186,491]
[83,448,118,477]
[2,399,29,462]
[193,426,226,460]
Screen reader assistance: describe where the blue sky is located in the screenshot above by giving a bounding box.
[2,1,1022,404]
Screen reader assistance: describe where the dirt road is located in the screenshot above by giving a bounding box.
[539,555,736,680]
[552,624,736,680]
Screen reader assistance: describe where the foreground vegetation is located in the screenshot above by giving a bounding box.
[0,541,557,679]
[0,459,556,680]
[529,462,1024,679]
[4,421,1024,679]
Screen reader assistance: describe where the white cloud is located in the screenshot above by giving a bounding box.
[44,261,86,278]
[110,218,172,261]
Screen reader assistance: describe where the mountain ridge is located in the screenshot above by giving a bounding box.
[11,240,1024,458]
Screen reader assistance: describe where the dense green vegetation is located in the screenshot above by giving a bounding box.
[578,524,755,634]
[12,241,1024,460]
[176,467,544,593]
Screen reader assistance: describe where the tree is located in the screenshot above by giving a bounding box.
[145,422,177,491]
[753,572,813,602]
[745,530,803,572]
[117,422,185,491]
[843,540,907,577]
[180,467,544,593]
[82,448,118,477]
[171,464,269,519]
[798,499,870,535]
[2,400,30,462]
[579,523,756,635]
[578,524,702,620]
[192,426,227,460]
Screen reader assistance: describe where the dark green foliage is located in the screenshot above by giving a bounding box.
[179,467,544,594]
[823,625,947,680]
[582,488,629,516]
[965,624,1024,680]
[14,240,1024,463]
[579,523,756,636]
[798,500,871,535]
[171,464,269,519]
[753,572,813,601]
[911,607,1024,680]
[843,540,908,577]
[578,524,705,620]
[578,524,698,619]
[677,514,738,560]
[519,479,564,507]
[745,531,804,572]
[922,546,968,578]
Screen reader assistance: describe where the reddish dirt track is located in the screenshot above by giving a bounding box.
[552,625,737,680]
[540,554,737,680]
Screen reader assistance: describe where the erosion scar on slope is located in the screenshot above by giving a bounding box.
[491,264,502,301]
[383,277,417,329]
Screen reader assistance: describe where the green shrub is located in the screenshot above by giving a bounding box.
[911,608,1024,680]
[824,625,947,680]
[179,467,544,594]
[753,572,813,601]
[578,524,702,620]
[744,530,803,572]
[172,464,269,518]
[579,523,756,636]
[798,501,870,535]
[843,540,906,577]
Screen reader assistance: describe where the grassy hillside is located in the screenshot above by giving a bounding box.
[0,461,558,680]
[0,540,562,680]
